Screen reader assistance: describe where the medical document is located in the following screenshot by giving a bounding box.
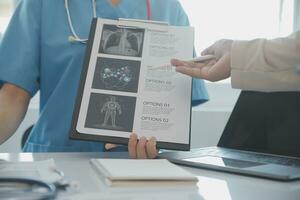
[70,18,194,150]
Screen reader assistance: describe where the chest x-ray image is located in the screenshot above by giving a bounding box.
[85,93,136,132]
[92,57,141,93]
[99,24,145,57]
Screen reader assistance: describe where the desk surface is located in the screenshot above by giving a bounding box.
[1,152,299,200]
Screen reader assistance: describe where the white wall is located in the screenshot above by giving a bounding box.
[0,83,240,153]
[191,83,240,147]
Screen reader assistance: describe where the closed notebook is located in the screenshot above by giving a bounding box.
[90,159,198,186]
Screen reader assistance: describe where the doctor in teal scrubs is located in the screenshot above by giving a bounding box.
[0,0,208,158]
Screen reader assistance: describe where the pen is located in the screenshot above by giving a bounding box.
[149,55,216,71]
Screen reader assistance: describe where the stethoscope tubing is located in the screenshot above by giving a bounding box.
[0,178,57,200]
[65,0,152,43]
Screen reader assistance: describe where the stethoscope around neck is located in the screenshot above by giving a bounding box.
[64,0,152,44]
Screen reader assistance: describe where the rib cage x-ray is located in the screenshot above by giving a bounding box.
[101,27,144,57]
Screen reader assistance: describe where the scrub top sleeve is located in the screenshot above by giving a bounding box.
[175,2,209,106]
[175,1,190,26]
[0,0,41,97]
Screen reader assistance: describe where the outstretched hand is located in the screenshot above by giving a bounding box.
[172,39,233,82]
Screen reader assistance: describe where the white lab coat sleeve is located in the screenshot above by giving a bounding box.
[230,31,300,92]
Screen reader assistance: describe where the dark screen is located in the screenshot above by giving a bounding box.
[218,91,300,158]
[184,156,264,168]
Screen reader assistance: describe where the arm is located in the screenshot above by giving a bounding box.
[100,103,107,113]
[0,0,41,144]
[173,32,300,92]
[0,83,30,144]
[231,32,300,91]
[117,103,122,115]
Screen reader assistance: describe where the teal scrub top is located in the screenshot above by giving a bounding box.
[0,0,208,152]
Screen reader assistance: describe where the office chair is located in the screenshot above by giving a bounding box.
[21,125,34,149]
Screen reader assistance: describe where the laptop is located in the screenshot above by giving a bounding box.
[159,91,300,181]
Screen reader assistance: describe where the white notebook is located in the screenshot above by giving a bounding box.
[90,159,198,186]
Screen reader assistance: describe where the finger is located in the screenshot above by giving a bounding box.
[171,59,198,68]
[207,59,217,66]
[181,54,230,81]
[207,53,231,82]
[136,136,147,159]
[105,143,119,150]
[201,45,215,56]
[171,58,206,69]
[171,58,186,67]
[186,60,207,68]
[128,133,138,159]
[175,65,200,77]
[176,64,213,79]
[203,59,217,69]
[146,137,158,159]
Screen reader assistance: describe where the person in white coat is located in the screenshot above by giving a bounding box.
[172,31,300,92]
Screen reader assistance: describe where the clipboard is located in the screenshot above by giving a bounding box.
[70,18,194,151]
